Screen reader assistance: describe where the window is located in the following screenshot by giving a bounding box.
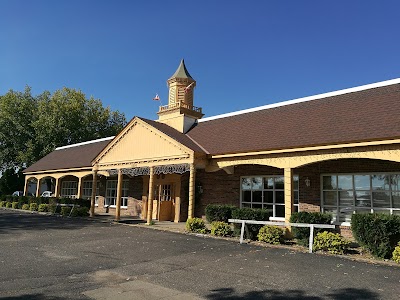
[105,180,129,207]
[322,173,400,224]
[61,181,78,198]
[82,181,100,203]
[240,175,299,218]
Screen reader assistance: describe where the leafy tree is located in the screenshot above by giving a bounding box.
[0,87,37,170]
[0,86,126,170]
[0,168,25,195]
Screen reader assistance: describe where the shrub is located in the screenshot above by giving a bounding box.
[29,203,38,211]
[61,206,72,216]
[351,213,400,259]
[392,242,400,263]
[290,212,332,246]
[70,207,89,217]
[22,204,30,210]
[78,207,89,216]
[5,202,12,208]
[186,218,207,233]
[211,221,232,236]
[313,231,350,255]
[231,207,272,240]
[257,225,285,245]
[12,202,19,209]
[48,204,58,214]
[0,201,5,207]
[205,204,235,223]
[38,204,48,212]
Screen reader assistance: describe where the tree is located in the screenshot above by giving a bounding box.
[0,87,127,170]
[0,168,25,195]
[0,87,37,170]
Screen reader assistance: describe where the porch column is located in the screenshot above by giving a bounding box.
[23,177,29,196]
[54,178,60,197]
[36,178,41,197]
[284,167,294,224]
[90,170,97,217]
[146,166,155,224]
[188,163,195,219]
[115,169,123,221]
[77,177,83,199]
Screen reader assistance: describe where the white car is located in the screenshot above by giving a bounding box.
[41,191,53,197]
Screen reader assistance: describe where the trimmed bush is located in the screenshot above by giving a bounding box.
[211,221,232,236]
[12,202,19,209]
[61,206,72,216]
[205,204,235,223]
[48,204,58,214]
[5,202,12,208]
[38,204,48,212]
[290,212,332,246]
[313,231,350,255]
[257,225,285,245]
[29,203,38,211]
[22,204,30,210]
[351,213,400,259]
[186,217,207,233]
[70,207,89,217]
[392,242,400,263]
[231,207,272,240]
[0,201,5,207]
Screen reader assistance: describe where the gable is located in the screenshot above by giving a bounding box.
[95,118,193,167]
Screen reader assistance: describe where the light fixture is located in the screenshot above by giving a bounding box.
[305,177,311,187]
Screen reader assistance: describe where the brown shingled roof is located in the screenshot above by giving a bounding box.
[139,117,206,154]
[187,83,400,155]
[23,139,111,173]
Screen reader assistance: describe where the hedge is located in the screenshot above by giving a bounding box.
[351,213,400,259]
[231,207,272,240]
[205,204,235,223]
[289,212,332,246]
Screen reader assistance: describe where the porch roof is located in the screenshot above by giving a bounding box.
[23,138,111,173]
[187,82,400,155]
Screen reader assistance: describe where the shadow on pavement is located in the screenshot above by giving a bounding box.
[0,294,88,300]
[0,210,94,234]
[205,287,379,300]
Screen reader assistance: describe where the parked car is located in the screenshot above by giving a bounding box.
[12,191,24,197]
[41,191,53,197]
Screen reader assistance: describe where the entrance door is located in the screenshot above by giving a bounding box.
[152,184,174,221]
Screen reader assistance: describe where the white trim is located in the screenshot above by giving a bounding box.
[56,136,115,150]
[199,77,400,123]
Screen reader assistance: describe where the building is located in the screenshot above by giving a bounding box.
[23,60,400,233]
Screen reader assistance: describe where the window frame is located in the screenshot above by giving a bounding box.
[105,180,129,208]
[60,181,78,198]
[321,172,400,225]
[240,175,299,220]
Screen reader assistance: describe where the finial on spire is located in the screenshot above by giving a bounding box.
[169,59,193,80]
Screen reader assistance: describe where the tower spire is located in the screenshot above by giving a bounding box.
[157,59,204,133]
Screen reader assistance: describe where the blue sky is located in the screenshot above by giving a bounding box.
[1,0,400,121]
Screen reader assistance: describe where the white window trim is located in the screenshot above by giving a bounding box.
[106,180,129,208]
[61,180,78,198]
[321,172,400,225]
[240,175,299,218]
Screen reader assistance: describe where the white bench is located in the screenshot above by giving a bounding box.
[228,219,335,253]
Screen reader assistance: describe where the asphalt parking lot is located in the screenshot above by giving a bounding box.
[0,209,399,299]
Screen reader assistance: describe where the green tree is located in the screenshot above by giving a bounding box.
[0,87,37,170]
[0,86,126,170]
[0,168,25,195]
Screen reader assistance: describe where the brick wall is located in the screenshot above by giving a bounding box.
[296,158,400,212]
[194,159,400,221]
[195,165,283,218]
